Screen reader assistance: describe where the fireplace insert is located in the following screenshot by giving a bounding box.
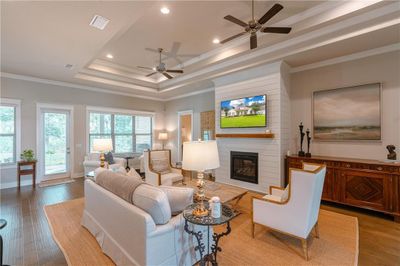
[230,151,258,184]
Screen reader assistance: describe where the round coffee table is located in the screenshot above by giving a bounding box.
[183,202,238,266]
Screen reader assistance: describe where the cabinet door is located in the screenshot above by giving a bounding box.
[339,170,392,211]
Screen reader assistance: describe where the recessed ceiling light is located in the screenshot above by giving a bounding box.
[89,15,110,30]
[152,67,156,71]
[213,38,220,44]
[106,54,113,59]
[160,7,170,14]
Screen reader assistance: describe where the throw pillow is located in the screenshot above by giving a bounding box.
[159,186,194,215]
[104,152,115,165]
[127,169,142,180]
[151,158,171,174]
[133,184,171,225]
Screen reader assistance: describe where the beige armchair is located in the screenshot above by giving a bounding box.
[143,150,183,186]
[252,162,326,260]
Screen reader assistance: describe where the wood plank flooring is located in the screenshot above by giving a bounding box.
[1,179,399,265]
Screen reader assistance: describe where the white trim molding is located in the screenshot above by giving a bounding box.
[0,98,21,168]
[36,103,75,183]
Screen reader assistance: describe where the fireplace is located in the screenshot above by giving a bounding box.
[230,151,258,184]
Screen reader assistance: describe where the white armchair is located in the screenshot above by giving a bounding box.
[143,150,183,186]
[252,163,326,260]
[83,153,125,175]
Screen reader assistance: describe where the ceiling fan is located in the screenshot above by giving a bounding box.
[137,48,184,79]
[221,1,292,49]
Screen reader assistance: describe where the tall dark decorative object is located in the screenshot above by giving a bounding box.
[305,129,312,157]
[387,145,397,160]
[298,122,305,157]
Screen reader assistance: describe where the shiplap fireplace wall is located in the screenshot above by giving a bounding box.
[213,61,290,193]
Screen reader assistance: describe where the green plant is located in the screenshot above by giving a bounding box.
[21,149,35,162]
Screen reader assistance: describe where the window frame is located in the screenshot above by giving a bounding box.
[86,106,154,155]
[0,98,21,168]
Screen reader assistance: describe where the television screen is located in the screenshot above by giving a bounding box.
[220,95,266,128]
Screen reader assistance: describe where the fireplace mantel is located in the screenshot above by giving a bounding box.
[216,133,274,139]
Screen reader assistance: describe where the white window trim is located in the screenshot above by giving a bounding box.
[0,98,21,169]
[85,106,155,155]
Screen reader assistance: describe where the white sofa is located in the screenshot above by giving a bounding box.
[82,178,210,266]
[83,153,125,175]
[143,150,184,186]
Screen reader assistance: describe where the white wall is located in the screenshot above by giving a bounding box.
[164,91,215,163]
[214,62,289,192]
[290,51,400,160]
[0,77,164,188]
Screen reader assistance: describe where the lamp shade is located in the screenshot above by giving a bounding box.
[158,132,168,140]
[93,138,113,152]
[182,140,220,171]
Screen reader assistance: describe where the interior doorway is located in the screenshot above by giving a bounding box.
[177,110,193,162]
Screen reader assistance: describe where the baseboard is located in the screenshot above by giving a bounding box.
[1,173,84,189]
[72,172,84,178]
[1,179,37,189]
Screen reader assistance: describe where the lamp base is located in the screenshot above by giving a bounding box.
[100,152,106,168]
[192,204,209,217]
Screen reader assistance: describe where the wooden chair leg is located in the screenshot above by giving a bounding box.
[314,222,320,239]
[251,222,255,238]
[301,239,309,261]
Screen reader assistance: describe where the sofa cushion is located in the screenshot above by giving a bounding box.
[127,169,142,180]
[133,184,171,225]
[151,158,171,174]
[105,152,115,165]
[159,186,194,215]
[161,172,184,184]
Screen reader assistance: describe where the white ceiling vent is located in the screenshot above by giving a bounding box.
[89,15,110,30]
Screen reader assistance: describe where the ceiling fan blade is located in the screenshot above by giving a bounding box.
[261,27,292,34]
[250,34,257,49]
[220,32,246,44]
[137,66,153,71]
[146,72,157,77]
[258,3,283,25]
[224,15,248,28]
[162,72,173,79]
[166,69,184,73]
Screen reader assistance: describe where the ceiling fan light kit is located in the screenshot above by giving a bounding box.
[137,48,184,80]
[221,1,292,50]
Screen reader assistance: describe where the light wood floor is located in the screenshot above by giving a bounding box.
[1,179,399,265]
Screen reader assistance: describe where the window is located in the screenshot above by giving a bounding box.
[88,110,152,154]
[0,99,20,165]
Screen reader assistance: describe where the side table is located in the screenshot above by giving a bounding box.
[124,156,134,171]
[17,161,37,189]
[183,202,238,266]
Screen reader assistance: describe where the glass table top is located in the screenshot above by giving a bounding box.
[183,201,239,226]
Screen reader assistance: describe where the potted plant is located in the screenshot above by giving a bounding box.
[20,149,36,162]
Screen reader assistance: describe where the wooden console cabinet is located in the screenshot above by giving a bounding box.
[285,155,400,222]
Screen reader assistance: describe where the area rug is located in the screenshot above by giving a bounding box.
[44,198,358,266]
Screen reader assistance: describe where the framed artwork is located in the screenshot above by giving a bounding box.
[313,83,381,141]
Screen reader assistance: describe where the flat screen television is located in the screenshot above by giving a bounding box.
[220,94,266,128]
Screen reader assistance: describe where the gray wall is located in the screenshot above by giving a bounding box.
[164,91,215,163]
[0,77,165,188]
[290,51,400,160]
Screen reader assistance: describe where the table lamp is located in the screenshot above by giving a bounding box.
[93,139,113,168]
[158,132,168,150]
[182,140,220,216]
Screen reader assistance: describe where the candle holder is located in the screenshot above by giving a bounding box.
[298,122,305,157]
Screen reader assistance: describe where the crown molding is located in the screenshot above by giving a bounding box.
[0,72,164,101]
[290,43,400,73]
